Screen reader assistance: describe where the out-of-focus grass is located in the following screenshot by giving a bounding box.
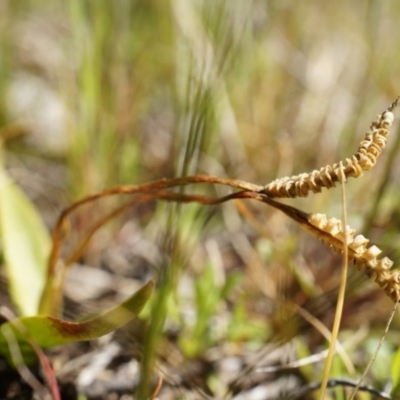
[1,0,400,397]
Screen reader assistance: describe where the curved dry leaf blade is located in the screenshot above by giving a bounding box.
[0,280,154,365]
[0,172,51,316]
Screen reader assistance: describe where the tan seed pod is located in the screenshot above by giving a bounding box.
[262,98,399,198]
[307,213,400,302]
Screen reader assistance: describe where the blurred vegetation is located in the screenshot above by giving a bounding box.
[1,0,400,398]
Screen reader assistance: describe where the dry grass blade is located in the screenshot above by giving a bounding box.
[318,164,349,399]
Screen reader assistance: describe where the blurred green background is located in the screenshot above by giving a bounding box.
[1,1,400,398]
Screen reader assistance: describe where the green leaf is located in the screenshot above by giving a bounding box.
[391,348,400,395]
[0,280,154,365]
[0,172,51,316]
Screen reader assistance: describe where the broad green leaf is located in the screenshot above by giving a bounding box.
[0,172,51,316]
[0,280,154,365]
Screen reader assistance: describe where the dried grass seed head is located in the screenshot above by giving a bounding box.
[263,99,398,199]
[307,213,400,302]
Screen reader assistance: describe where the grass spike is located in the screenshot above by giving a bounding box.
[308,213,400,302]
[262,97,399,198]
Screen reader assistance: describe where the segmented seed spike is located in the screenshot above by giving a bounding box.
[262,98,398,199]
[307,213,400,302]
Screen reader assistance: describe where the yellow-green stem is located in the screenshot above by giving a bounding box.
[318,167,349,399]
